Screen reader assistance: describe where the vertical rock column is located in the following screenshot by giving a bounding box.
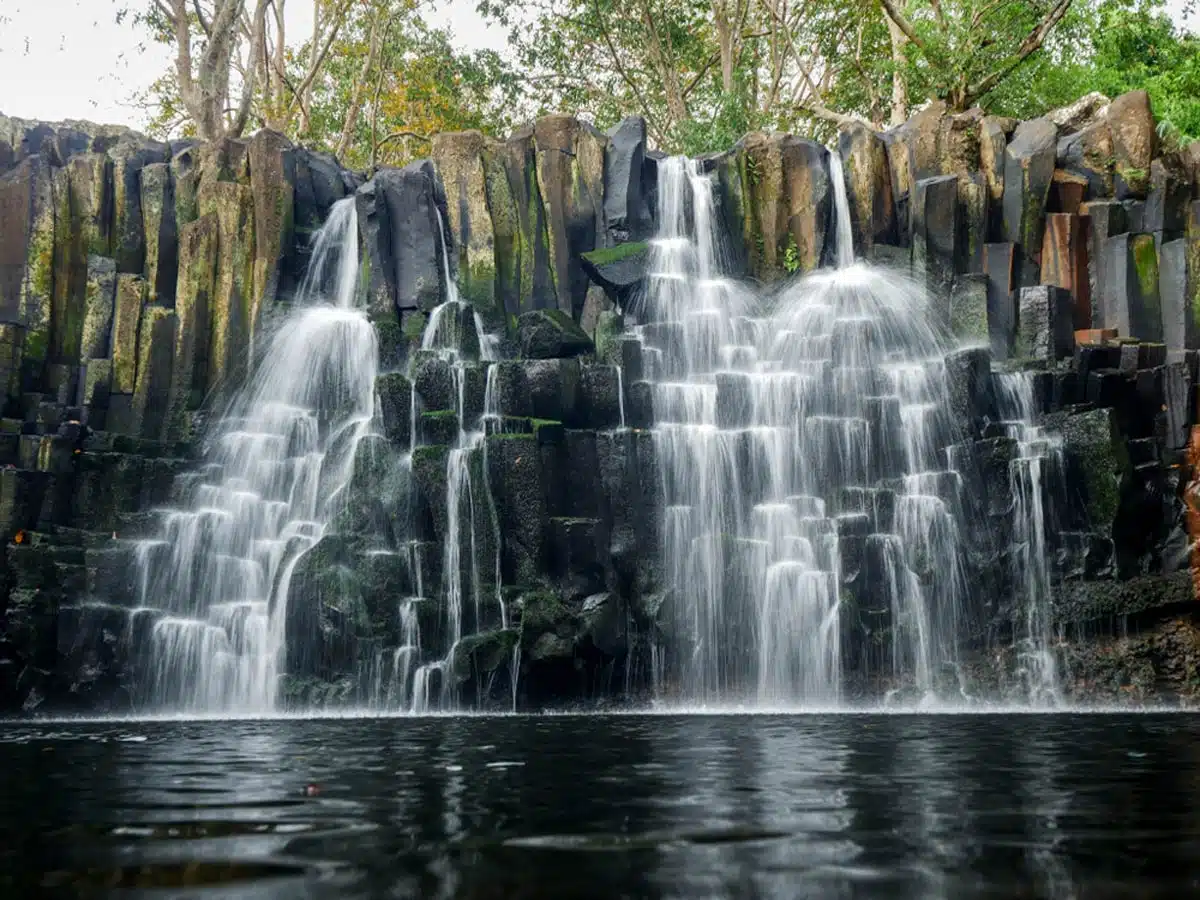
[432,130,516,331]
[533,115,607,320]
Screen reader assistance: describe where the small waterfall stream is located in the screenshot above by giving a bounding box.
[134,198,377,713]
[995,372,1064,705]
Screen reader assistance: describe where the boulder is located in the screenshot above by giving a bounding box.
[516,309,594,359]
[604,116,651,243]
[1106,90,1157,198]
[837,123,896,253]
[356,160,451,318]
[1003,117,1057,276]
[1056,121,1114,200]
[580,241,648,304]
[1047,92,1110,132]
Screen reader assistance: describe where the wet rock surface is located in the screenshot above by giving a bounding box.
[3,91,1200,712]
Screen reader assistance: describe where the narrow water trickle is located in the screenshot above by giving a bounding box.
[133,198,377,713]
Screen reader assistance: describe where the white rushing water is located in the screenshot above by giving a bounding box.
[136,197,378,713]
[828,152,856,270]
[640,154,1000,707]
[374,208,508,713]
[994,372,1064,706]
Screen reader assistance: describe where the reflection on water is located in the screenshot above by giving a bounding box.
[2,715,1200,898]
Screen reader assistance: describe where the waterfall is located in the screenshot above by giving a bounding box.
[995,372,1063,706]
[643,157,970,707]
[828,152,855,269]
[405,206,506,711]
[134,197,377,713]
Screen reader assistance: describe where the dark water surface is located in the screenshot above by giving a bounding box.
[3,713,1200,898]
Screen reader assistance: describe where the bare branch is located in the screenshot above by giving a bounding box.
[193,0,212,35]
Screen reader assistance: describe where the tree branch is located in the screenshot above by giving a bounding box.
[963,0,1073,104]
[876,0,927,51]
[230,0,267,136]
[192,0,212,35]
[592,0,664,135]
[283,0,354,120]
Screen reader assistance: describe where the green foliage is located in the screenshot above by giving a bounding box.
[1083,0,1200,140]
[783,235,801,274]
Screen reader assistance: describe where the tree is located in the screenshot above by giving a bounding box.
[124,0,357,141]
[1084,0,1200,139]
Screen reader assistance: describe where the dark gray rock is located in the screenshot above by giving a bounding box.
[604,117,650,243]
[517,309,594,359]
[355,160,451,317]
[912,175,959,318]
[1159,239,1194,351]
[1061,408,1131,536]
[1003,118,1057,275]
[1103,233,1163,341]
[580,242,649,304]
[1016,286,1075,361]
[376,372,413,451]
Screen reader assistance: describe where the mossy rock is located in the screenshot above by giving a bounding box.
[451,628,519,683]
[1061,407,1131,534]
[516,309,594,359]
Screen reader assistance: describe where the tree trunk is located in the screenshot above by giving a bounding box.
[712,0,737,94]
[886,14,909,125]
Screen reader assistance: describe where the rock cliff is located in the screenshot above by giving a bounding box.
[1,93,1199,712]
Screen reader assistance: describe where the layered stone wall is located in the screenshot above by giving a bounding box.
[2,90,1200,712]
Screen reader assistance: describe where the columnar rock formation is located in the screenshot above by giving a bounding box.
[1,91,1199,712]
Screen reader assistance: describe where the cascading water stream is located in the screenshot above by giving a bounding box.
[828,152,855,270]
[134,197,377,713]
[994,372,1064,706]
[406,208,508,711]
[642,154,975,707]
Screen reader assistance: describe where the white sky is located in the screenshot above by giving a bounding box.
[0,0,506,125]
[0,0,1194,128]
